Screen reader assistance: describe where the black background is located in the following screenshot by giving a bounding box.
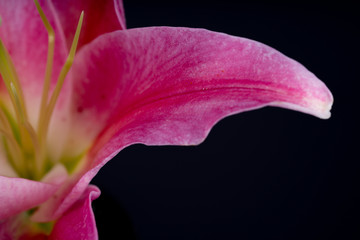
[91,1,359,239]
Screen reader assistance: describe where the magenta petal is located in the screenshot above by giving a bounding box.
[114,0,126,29]
[31,172,95,222]
[0,176,58,220]
[49,185,100,240]
[50,0,125,50]
[70,27,332,150]
[41,27,333,219]
[28,26,334,223]
[33,27,333,223]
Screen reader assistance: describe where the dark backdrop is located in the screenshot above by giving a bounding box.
[91,1,359,239]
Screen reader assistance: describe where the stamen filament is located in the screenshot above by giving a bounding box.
[0,105,15,139]
[0,43,31,169]
[6,51,27,120]
[10,82,25,122]
[0,3,84,180]
[0,108,25,173]
[0,41,24,125]
[34,0,55,134]
[1,39,38,179]
[37,10,84,171]
[10,82,40,177]
[0,40,28,120]
[23,121,41,178]
[0,128,25,176]
[46,11,84,119]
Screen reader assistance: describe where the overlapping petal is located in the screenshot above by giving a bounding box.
[72,27,332,153]
[49,185,100,240]
[0,1,333,237]
[31,27,333,222]
[0,176,59,220]
[50,0,126,51]
[0,185,99,240]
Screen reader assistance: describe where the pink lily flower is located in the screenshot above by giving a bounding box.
[0,0,333,239]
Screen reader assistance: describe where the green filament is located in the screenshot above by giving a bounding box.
[0,0,84,180]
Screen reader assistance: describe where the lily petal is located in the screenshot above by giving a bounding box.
[71,27,332,151]
[0,176,59,220]
[49,185,100,240]
[50,0,125,51]
[34,27,332,222]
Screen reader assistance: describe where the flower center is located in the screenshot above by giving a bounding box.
[0,1,84,180]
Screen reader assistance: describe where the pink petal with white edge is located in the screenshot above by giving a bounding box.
[114,0,126,30]
[31,171,94,222]
[34,27,333,222]
[49,185,100,240]
[50,0,125,51]
[0,176,59,220]
[71,27,333,151]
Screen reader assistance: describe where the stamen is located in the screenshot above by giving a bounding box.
[0,105,15,140]
[10,82,40,177]
[46,11,84,117]
[0,42,35,167]
[34,0,55,134]
[0,35,39,178]
[0,41,28,121]
[23,121,41,177]
[0,41,23,123]
[0,16,39,179]
[0,110,25,176]
[10,82,25,122]
[0,128,25,175]
[0,2,84,180]
[38,11,84,147]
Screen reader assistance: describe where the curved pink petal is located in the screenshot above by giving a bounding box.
[71,27,332,150]
[33,27,332,222]
[0,186,99,239]
[114,0,126,30]
[50,0,125,51]
[49,185,100,240]
[31,171,93,222]
[0,176,59,220]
